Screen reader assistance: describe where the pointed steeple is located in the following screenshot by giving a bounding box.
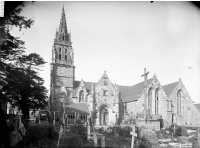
[56,6,70,42]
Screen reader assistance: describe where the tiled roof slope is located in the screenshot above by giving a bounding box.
[194,103,200,112]
[72,81,80,97]
[74,80,81,88]
[122,78,154,103]
[162,81,178,97]
[72,81,96,97]
[83,81,96,91]
[65,103,89,115]
[72,80,130,98]
[118,85,129,100]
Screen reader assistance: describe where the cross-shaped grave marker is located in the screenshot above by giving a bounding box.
[141,68,149,124]
[130,125,137,148]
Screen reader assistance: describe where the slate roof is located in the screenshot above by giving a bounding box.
[72,80,130,99]
[65,103,89,115]
[72,80,96,97]
[83,81,96,91]
[118,85,129,100]
[162,81,179,97]
[122,78,154,103]
[194,103,200,112]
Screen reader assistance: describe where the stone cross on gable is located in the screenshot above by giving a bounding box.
[141,68,149,86]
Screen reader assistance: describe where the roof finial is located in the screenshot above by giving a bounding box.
[141,68,149,86]
[62,4,65,11]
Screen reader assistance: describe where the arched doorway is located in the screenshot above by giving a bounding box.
[99,105,109,126]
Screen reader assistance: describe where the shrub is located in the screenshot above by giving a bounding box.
[118,126,132,138]
[105,136,131,148]
[60,134,83,148]
[156,129,171,139]
[176,126,187,137]
[165,124,179,137]
[70,125,87,141]
[134,136,152,148]
[24,123,58,147]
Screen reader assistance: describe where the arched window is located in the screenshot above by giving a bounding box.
[177,90,181,115]
[79,90,84,102]
[147,88,152,114]
[65,49,67,61]
[155,88,159,114]
[55,50,58,60]
[62,34,65,41]
[59,48,62,60]
[103,80,107,86]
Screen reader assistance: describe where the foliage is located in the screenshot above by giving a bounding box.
[24,123,58,147]
[1,53,48,119]
[164,124,187,137]
[60,134,83,148]
[134,136,153,148]
[104,135,131,148]
[70,124,87,141]
[0,2,34,147]
[156,128,171,139]
[165,124,179,137]
[176,126,187,137]
[118,126,132,138]
[0,2,47,120]
[0,104,9,148]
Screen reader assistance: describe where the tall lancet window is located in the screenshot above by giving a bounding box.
[155,88,159,114]
[177,90,181,115]
[55,50,58,60]
[79,90,84,102]
[62,34,65,41]
[59,48,62,60]
[148,88,152,114]
[65,49,67,61]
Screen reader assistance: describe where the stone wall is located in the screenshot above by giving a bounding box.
[137,119,160,131]
[168,81,200,126]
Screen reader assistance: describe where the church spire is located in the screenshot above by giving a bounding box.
[56,6,69,42]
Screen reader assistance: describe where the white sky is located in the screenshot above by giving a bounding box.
[11,1,200,103]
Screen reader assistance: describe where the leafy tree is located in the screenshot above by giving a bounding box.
[1,53,48,119]
[0,1,48,117]
[0,2,34,147]
[0,2,48,147]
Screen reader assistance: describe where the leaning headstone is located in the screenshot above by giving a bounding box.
[9,131,19,147]
[101,136,105,148]
[196,128,200,147]
[191,137,198,148]
[93,133,98,147]
[10,116,19,147]
[87,124,91,141]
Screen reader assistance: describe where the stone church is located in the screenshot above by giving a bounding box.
[49,7,200,128]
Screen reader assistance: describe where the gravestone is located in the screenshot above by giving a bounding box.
[101,136,105,148]
[197,128,200,147]
[87,123,91,141]
[93,133,98,147]
[130,125,137,148]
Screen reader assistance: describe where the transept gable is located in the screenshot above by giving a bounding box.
[122,77,154,103]
[75,79,87,97]
[123,74,166,103]
[163,79,191,102]
[95,71,118,98]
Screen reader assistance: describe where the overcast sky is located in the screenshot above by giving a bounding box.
[11,1,200,103]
